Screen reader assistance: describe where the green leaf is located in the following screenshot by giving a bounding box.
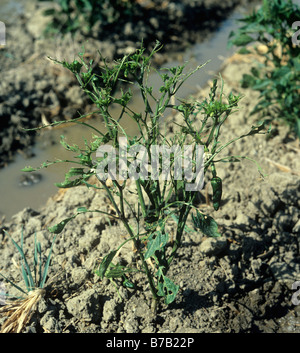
[250,67,260,79]
[77,207,88,213]
[170,213,194,234]
[3,230,35,290]
[21,265,30,292]
[33,233,39,283]
[21,160,63,172]
[105,264,137,279]
[252,80,271,90]
[54,167,86,188]
[67,167,86,176]
[245,121,269,136]
[231,34,254,46]
[228,30,235,40]
[42,8,55,16]
[98,250,118,279]
[192,211,221,237]
[123,277,135,289]
[55,179,83,188]
[48,206,98,234]
[60,135,80,152]
[238,47,252,55]
[105,265,127,279]
[48,215,76,234]
[144,231,169,260]
[21,166,36,172]
[0,271,27,296]
[157,267,179,304]
[39,235,56,288]
[296,118,300,139]
[241,74,257,88]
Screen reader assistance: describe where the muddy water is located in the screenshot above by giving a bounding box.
[0,2,259,221]
[0,0,26,20]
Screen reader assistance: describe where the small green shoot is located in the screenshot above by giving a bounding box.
[0,229,56,333]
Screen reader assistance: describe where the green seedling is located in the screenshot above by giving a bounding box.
[0,229,56,332]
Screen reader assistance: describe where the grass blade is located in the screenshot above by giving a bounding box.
[0,272,27,296]
[21,265,30,292]
[39,235,56,288]
[33,233,38,285]
[3,230,35,290]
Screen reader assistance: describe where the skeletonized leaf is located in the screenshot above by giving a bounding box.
[144,231,169,260]
[54,167,86,188]
[157,267,179,304]
[192,211,221,237]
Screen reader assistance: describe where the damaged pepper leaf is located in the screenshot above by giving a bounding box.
[192,210,221,237]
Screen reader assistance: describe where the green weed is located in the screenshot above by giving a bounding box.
[22,41,268,308]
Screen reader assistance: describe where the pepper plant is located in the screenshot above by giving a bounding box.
[228,0,300,138]
[22,41,268,308]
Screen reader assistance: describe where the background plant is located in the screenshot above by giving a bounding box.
[39,0,138,35]
[22,41,268,309]
[228,0,300,138]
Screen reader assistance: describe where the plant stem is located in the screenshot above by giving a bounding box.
[99,178,158,301]
[135,180,147,218]
[167,203,191,268]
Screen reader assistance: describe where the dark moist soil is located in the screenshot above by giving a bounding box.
[0,49,300,333]
[0,0,255,168]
